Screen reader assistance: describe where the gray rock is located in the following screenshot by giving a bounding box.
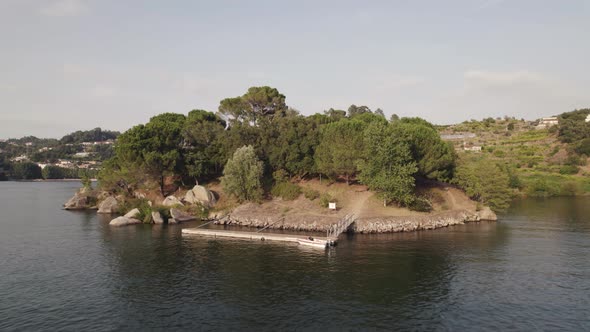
[97,196,119,214]
[170,208,196,222]
[184,185,216,207]
[152,211,164,224]
[168,218,178,224]
[477,207,497,221]
[162,196,183,207]
[109,216,141,227]
[63,191,89,210]
[124,208,140,218]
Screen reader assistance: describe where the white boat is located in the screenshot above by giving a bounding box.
[297,237,328,249]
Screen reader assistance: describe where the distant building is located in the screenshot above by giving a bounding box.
[11,155,29,162]
[74,152,91,158]
[464,146,482,152]
[440,133,477,140]
[536,117,559,129]
[586,114,590,123]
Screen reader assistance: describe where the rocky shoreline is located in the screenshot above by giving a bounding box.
[63,185,498,233]
[214,208,497,234]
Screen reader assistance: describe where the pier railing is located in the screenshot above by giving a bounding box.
[327,214,356,241]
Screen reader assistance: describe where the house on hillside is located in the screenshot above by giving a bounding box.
[536,117,559,129]
[586,114,590,122]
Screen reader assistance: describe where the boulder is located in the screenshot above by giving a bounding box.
[162,196,184,207]
[184,185,216,207]
[124,208,140,218]
[170,208,196,222]
[152,211,164,224]
[63,191,89,210]
[477,207,497,221]
[97,196,119,214]
[168,218,178,224]
[109,216,141,227]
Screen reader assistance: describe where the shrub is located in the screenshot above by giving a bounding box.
[559,165,579,175]
[409,197,433,212]
[271,182,301,200]
[560,181,581,196]
[303,188,320,201]
[319,193,336,208]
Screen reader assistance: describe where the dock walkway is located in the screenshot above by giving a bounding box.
[182,214,357,247]
[181,228,329,244]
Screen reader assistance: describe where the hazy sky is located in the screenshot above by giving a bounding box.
[1,0,589,138]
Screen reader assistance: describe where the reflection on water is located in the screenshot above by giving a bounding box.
[0,182,589,331]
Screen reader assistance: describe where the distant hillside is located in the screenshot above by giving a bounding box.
[438,112,590,198]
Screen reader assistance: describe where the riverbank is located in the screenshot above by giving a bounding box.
[211,181,496,234]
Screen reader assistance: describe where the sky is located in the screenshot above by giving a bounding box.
[1,0,589,138]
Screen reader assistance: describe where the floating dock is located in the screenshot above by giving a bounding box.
[182,228,330,244]
[182,214,357,248]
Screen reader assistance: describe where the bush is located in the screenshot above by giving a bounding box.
[560,181,581,196]
[559,165,579,175]
[271,182,301,200]
[319,193,335,208]
[409,197,433,212]
[303,188,320,200]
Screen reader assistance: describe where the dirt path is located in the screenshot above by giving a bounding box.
[344,190,373,217]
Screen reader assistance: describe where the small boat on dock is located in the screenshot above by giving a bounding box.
[297,237,328,249]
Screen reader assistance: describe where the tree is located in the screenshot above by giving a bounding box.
[219,86,287,123]
[315,120,366,184]
[183,110,227,182]
[392,118,456,182]
[12,162,42,180]
[453,158,512,212]
[222,145,263,202]
[260,115,321,178]
[111,113,186,194]
[347,104,371,118]
[358,122,417,206]
[374,108,385,118]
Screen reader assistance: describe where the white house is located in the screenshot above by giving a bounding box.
[535,117,559,129]
[586,114,590,123]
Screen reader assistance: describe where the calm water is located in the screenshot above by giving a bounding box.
[1,182,589,331]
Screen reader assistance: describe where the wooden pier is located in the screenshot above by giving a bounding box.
[181,214,357,247]
[182,228,329,244]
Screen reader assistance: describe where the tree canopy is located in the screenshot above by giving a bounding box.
[221,145,263,202]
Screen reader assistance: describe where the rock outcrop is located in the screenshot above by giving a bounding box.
[184,185,216,207]
[162,196,183,207]
[124,208,140,219]
[97,196,119,214]
[63,190,90,210]
[476,207,497,221]
[152,211,164,224]
[109,216,141,227]
[170,208,196,222]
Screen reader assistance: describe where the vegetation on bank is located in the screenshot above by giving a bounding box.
[440,109,590,200]
[97,85,515,213]
[0,127,118,180]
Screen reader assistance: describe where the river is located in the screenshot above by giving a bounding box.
[0,182,589,331]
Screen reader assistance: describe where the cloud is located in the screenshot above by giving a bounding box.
[435,69,589,123]
[474,0,507,11]
[463,70,543,86]
[40,0,87,17]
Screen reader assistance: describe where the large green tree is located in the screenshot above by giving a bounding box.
[219,86,287,123]
[453,158,512,212]
[392,118,456,182]
[315,120,366,184]
[221,145,263,202]
[358,122,417,206]
[107,113,186,194]
[183,109,227,182]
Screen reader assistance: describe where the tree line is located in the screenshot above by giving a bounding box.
[99,86,463,210]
